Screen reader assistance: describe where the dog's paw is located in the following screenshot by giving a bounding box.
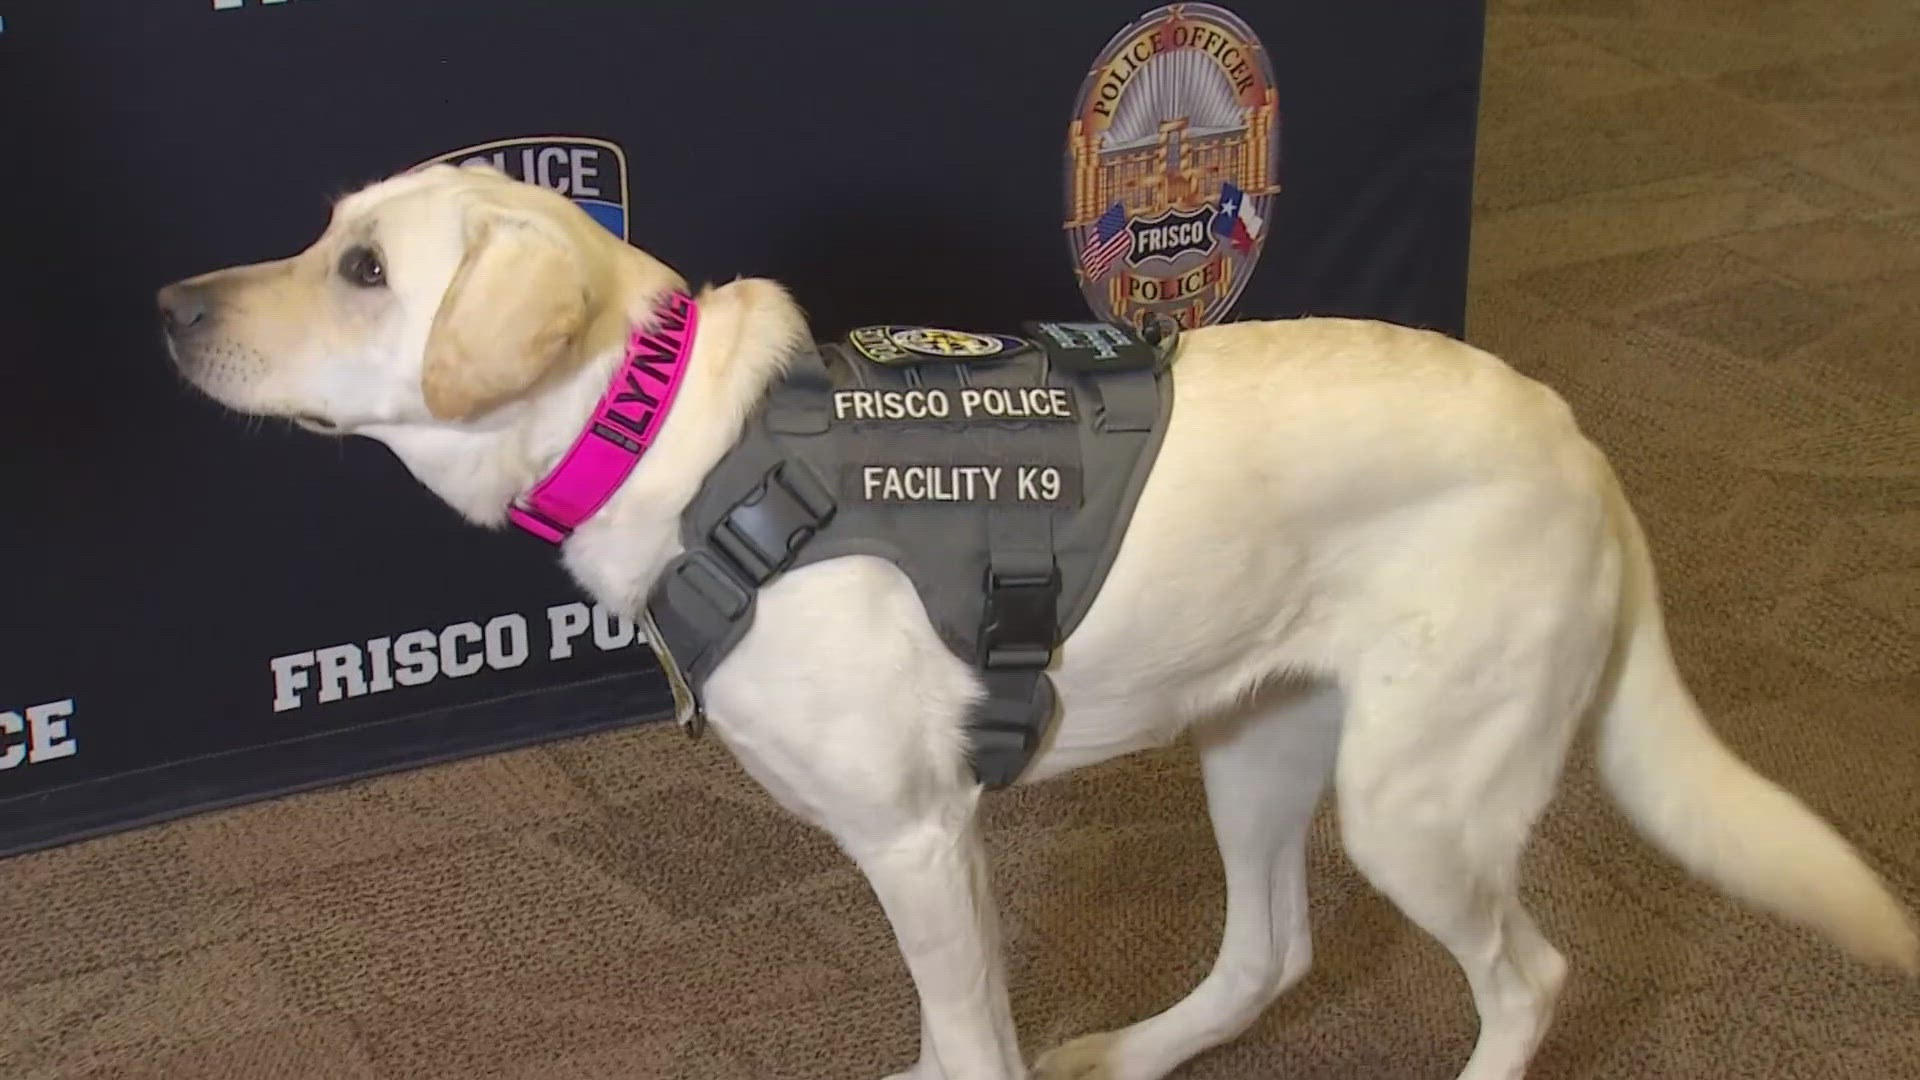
[1029,1032,1117,1080]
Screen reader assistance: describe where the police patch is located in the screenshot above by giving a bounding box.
[1064,3,1280,332]
[832,385,1076,424]
[416,135,630,239]
[842,463,1083,506]
[848,325,1030,365]
[1026,320,1164,374]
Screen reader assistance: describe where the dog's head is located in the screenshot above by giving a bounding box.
[159,163,661,434]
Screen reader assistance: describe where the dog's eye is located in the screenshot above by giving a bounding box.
[339,246,385,288]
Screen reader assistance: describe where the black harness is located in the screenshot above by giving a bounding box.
[641,320,1175,787]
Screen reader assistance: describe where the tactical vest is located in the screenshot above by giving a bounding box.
[641,320,1175,788]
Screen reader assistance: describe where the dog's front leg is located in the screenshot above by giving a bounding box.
[846,790,1024,1080]
[705,560,1027,1077]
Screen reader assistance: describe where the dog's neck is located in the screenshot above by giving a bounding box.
[369,271,811,612]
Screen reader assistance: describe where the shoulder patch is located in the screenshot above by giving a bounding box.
[1025,320,1166,374]
[849,325,1031,365]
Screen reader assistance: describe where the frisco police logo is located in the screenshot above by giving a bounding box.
[1127,206,1217,267]
[417,136,631,240]
[849,325,1028,365]
[1065,4,1280,331]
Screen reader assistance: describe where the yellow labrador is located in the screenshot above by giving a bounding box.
[160,163,1915,1080]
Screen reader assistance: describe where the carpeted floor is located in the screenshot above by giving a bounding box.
[5,1,1918,1077]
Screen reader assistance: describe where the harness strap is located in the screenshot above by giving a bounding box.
[972,509,1060,787]
[1088,375,1160,433]
[767,346,834,435]
[710,462,837,585]
[649,469,1064,789]
[649,458,834,678]
[651,550,753,675]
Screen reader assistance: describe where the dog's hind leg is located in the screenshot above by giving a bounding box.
[1334,675,1578,1080]
[1332,514,1615,1080]
[1032,679,1341,1080]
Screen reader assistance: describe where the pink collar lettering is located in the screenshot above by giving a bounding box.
[508,290,697,543]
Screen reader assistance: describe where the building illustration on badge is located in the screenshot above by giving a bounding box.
[416,136,630,240]
[1065,4,1280,330]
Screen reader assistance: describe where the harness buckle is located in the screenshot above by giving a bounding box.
[980,564,1059,671]
[710,462,836,585]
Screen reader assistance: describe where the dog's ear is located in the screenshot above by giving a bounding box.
[421,210,588,421]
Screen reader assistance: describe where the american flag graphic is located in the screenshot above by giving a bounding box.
[1079,201,1133,279]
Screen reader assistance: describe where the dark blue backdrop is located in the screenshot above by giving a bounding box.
[0,0,1484,856]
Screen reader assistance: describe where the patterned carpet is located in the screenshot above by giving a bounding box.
[5,1,1917,1077]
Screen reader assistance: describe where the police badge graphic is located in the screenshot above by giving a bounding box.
[1065,4,1280,330]
[417,136,630,239]
[848,325,1030,364]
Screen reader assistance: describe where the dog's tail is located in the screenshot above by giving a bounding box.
[1592,467,1917,973]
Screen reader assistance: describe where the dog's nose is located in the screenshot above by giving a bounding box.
[157,281,213,336]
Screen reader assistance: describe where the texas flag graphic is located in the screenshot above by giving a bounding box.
[1213,181,1265,255]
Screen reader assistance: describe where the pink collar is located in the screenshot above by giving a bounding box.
[508,290,698,543]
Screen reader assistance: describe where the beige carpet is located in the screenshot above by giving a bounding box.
[6,1,1918,1076]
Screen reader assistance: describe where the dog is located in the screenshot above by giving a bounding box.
[158,163,1917,1080]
